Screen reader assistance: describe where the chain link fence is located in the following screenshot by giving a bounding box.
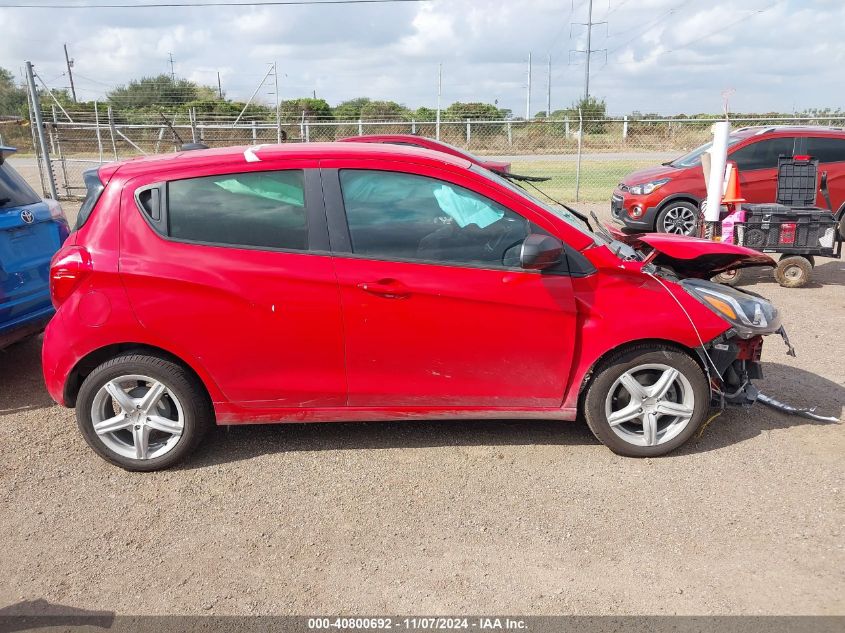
[11,107,845,204]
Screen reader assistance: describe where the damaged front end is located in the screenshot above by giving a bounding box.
[680,278,790,408]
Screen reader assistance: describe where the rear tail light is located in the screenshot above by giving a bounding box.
[50,246,92,308]
[779,223,796,245]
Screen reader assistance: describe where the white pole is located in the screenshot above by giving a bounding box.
[526,52,532,120]
[704,121,731,222]
[436,63,442,141]
[274,62,281,144]
[94,100,104,162]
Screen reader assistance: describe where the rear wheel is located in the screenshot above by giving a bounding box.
[76,353,213,471]
[583,346,709,457]
[712,268,743,286]
[774,255,813,288]
[656,201,698,236]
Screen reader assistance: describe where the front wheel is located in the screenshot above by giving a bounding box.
[583,346,710,457]
[76,353,213,471]
[656,201,698,236]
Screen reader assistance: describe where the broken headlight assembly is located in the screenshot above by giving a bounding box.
[680,278,781,338]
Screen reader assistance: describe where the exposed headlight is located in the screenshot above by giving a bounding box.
[680,279,781,338]
[629,178,670,196]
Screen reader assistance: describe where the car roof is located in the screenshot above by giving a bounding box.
[104,141,473,179]
[733,125,845,139]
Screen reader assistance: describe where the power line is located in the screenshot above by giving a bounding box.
[2,0,427,7]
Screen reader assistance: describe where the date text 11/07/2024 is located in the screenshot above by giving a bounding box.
[307,617,528,630]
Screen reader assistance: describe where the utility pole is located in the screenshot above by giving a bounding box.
[63,44,77,103]
[436,63,442,140]
[525,52,532,120]
[217,72,223,99]
[25,62,58,200]
[584,0,593,100]
[546,53,551,118]
[570,0,606,102]
[168,53,175,80]
[273,61,281,144]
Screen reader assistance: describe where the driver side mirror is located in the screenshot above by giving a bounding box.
[519,233,563,270]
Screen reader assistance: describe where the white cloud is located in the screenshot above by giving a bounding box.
[1,0,844,115]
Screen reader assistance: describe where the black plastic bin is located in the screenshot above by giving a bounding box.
[776,156,819,207]
[736,204,838,255]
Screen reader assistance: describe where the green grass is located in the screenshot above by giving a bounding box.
[509,159,655,203]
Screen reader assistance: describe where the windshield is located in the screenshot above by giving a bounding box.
[0,158,41,209]
[471,165,599,242]
[670,134,745,168]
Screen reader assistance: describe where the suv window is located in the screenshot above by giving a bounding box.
[167,170,307,250]
[339,169,529,268]
[0,159,41,210]
[730,137,795,171]
[804,137,845,164]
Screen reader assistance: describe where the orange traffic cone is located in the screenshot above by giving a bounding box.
[722,162,746,205]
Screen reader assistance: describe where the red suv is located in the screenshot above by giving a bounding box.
[613,126,845,235]
[43,142,786,470]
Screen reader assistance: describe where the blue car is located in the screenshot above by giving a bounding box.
[0,146,69,349]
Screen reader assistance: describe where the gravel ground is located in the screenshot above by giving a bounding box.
[1,163,844,616]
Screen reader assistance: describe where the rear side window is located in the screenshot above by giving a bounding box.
[730,137,796,171]
[76,168,105,229]
[804,137,845,164]
[166,170,307,250]
[0,159,41,210]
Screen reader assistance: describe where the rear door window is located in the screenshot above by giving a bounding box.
[730,137,796,171]
[166,170,307,250]
[0,159,41,210]
[803,137,845,164]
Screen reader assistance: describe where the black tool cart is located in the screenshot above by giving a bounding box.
[714,156,844,287]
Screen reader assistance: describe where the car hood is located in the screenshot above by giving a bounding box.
[606,227,775,277]
[620,164,678,186]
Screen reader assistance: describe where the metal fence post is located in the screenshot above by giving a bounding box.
[107,106,118,160]
[24,61,58,200]
[358,119,363,136]
[565,115,570,137]
[305,121,310,143]
[94,101,104,162]
[575,108,583,202]
[411,119,416,134]
[466,119,471,146]
[507,121,513,146]
[50,105,58,155]
[189,107,198,143]
[623,115,628,142]
[251,121,258,144]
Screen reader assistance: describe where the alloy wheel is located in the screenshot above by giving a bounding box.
[90,374,185,460]
[604,363,695,447]
[660,205,697,235]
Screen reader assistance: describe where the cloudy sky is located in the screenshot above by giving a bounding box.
[1,0,844,116]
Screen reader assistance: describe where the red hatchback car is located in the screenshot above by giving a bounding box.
[44,142,787,470]
[338,134,511,174]
[613,126,845,235]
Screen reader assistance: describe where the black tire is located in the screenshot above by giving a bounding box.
[655,201,699,236]
[711,268,743,286]
[774,255,812,288]
[75,352,213,471]
[583,346,710,457]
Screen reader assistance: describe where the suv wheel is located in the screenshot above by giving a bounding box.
[76,353,213,471]
[583,346,709,457]
[656,201,698,236]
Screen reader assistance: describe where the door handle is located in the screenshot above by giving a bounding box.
[356,278,410,299]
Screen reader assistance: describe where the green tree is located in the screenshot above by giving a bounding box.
[106,74,215,109]
[414,106,436,121]
[333,97,371,120]
[0,67,29,117]
[359,100,410,120]
[444,101,503,121]
[280,97,332,121]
